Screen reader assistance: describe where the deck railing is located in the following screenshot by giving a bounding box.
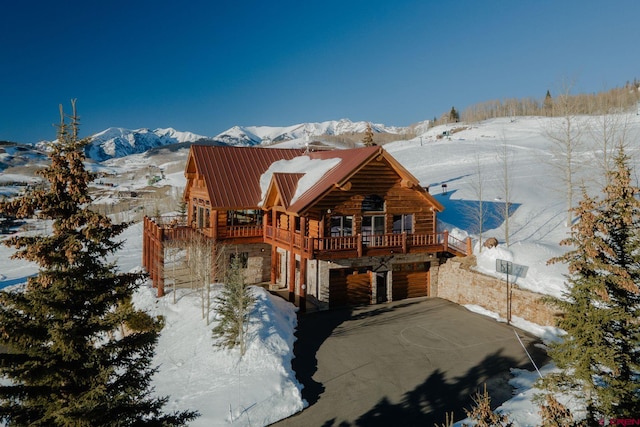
[226,224,263,238]
[264,225,470,258]
[147,218,471,276]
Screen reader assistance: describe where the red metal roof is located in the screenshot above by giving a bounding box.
[271,173,305,209]
[188,144,443,214]
[188,145,305,209]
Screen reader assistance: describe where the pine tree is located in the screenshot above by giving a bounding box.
[0,101,198,426]
[544,89,553,115]
[449,106,460,123]
[212,250,255,356]
[546,145,640,423]
[362,122,375,147]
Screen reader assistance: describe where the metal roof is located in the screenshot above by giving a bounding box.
[188,145,305,209]
[188,144,444,214]
[286,146,381,213]
[271,173,305,209]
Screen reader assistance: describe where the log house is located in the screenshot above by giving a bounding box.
[142,144,471,311]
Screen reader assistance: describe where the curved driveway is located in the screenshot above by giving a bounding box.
[273,297,547,427]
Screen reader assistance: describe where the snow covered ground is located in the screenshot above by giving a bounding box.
[2,113,640,425]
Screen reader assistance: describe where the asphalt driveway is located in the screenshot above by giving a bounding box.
[272,297,547,427]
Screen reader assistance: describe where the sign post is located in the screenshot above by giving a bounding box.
[496,259,528,324]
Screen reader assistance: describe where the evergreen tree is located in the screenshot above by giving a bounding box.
[0,101,198,426]
[449,106,460,123]
[546,145,640,423]
[544,89,553,115]
[212,250,255,356]
[362,122,375,147]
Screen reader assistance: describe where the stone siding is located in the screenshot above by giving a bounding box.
[436,257,561,327]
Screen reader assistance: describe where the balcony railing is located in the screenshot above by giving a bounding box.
[147,216,471,259]
[264,225,470,258]
[226,224,263,238]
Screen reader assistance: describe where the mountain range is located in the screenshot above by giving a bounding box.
[31,119,413,162]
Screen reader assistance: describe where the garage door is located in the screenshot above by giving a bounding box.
[329,269,372,308]
[392,262,430,300]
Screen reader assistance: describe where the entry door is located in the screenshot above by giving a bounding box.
[376,272,388,303]
[362,215,385,246]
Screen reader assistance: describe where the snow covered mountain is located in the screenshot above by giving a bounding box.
[211,119,407,146]
[85,127,209,162]
[31,119,421,162]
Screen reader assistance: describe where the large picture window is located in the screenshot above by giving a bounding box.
[362,194,385,212]
[227,209,262,226]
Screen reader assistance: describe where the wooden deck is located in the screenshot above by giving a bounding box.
[143,215,472,297]
[264,225,471,260]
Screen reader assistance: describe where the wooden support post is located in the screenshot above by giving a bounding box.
[300,216,306,252]
[288,250,295,303]
[299,256,307,313]
[211,210,218,240]
[357,234,363,257]
[402,231,408,254]
[157,226,165,297]
[142,216,148,271]
[288,214,295,303]
[270,245,277,285]
[443,230,449,253]
[466,237,473,256]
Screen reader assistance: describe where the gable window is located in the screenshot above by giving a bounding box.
[227,209,262,227]
[362,194,385,212]
[330,215,353,237]
[393,214,413,234]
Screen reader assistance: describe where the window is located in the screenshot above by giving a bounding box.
[227,209,262,226]
[393,214,413,234]
[362,194,385,212]
[330,216,353,237]
[205,209,210,228]
[229,252,249,268]
[197,207,204,229]
[362,215,385,245]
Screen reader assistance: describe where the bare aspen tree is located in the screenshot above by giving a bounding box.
[588,108,632,188]
[543,79,584,227]
[186,231,224,323]
[466,149,488,251]
[496,136,514,246]
[205,242,226,325]
[164,238,183,304]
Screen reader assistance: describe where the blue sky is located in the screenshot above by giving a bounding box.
[1,0,638,143]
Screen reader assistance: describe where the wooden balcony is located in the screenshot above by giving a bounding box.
[147,216,264,241]
[264,225,471,259]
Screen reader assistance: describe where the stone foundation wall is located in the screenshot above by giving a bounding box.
[436,257,561,327]
[225,243,271,284]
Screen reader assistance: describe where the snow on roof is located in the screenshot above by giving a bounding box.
[259,155,341,207]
